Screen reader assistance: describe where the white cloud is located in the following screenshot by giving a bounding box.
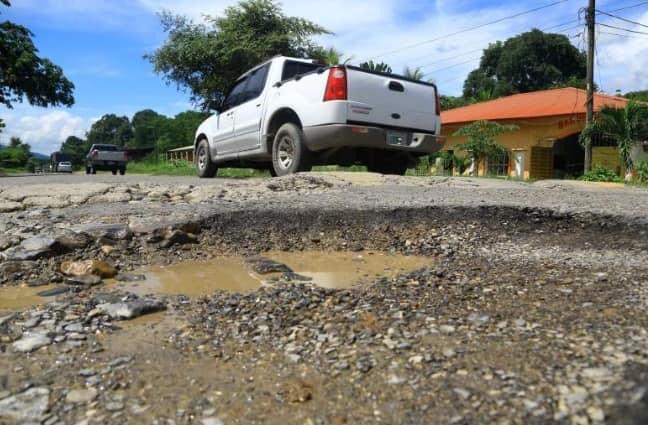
[596,11,648,94]
[0,109,92,154]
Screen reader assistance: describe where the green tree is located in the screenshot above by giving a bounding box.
[440,95,471,111]
[146,0,329,107]
[463,29,586,99]
[60,135,88,166]
[403,66,424,81]
[580,101,648,176]
[453,120,518,175]
[624,90,648,103]
[132,109,167,148]
[359,60,392,73]
[86,114,133,148]
[0,136,31,167]
[0,1,74,109]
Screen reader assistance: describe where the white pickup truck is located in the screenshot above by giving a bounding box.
[194,56,443,177]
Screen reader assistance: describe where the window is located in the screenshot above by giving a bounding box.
[281,61,320,81]
[244,64,270,103]
[222,77,248,111]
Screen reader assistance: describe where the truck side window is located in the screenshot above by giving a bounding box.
[281,61,320,81]
[222,77,248,111]
[244,64,270,103]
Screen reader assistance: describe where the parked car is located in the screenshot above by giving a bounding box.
[49,152,72,173]
[57,161,73,173]
[194,56,443,177]
[85,144,128,175]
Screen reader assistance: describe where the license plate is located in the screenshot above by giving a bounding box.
[386,131,409,146]
[106,161,114,165]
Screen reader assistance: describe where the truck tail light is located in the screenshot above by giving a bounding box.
[92,149,98,156]
[323,67,347,101]
[435,89,441,116]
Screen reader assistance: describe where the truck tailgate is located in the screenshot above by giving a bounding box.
[97,152,127,162]
[345,67,438,133]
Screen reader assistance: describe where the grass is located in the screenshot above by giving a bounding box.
[128,160,271,178]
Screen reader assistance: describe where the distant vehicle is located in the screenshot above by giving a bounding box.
[85,144,128,175]
[57,161,73,173]
[49,152,71,173]
[194,55,443,178]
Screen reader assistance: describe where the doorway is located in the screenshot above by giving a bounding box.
[513,151,526,178]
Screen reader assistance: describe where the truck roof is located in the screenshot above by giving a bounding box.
[236,56,317,81]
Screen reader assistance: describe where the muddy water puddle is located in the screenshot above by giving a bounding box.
[0,284,58,311]
[116,251,430,297]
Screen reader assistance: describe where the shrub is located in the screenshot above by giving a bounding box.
[578,165,623,183]
[636,160,648,184]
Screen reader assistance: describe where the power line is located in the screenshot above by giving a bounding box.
[363,0,572,61]
[609,0,648,13]
[422,24,583,79]
[596,9,648,29]
[598,29,648,38]
[597,21,648,34]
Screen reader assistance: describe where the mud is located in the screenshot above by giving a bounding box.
[111,251,430,297]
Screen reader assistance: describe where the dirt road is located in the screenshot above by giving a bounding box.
[0,173,646,424]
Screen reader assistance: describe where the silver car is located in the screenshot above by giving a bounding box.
[57,162,73,173]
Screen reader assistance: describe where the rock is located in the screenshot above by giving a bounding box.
[66,388,98,404]
[0,261,37,275]
[75,223,132,241]
[11,332,52,353]
[105,401,124,412]
[115,273,146,282]
[281,272,313,282]
[246,256,292,274]
[0,314,15,327]
[161,230,198,248]
[453,388,471,400]
[101,245,114,255]
[54,231,93,251]
[0,235,18,251]
[96,297,166,320]
[1,236,55,260]
[61,260,117,278]
[37,287,71,297]
[467,313,490,326]
[0,387,50,423]
[202,418,225,425]
[439,325,456,334]
[65,275,102,286]
[0,201,23,213]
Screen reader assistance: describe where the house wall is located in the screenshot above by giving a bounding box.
[440,114,586,179]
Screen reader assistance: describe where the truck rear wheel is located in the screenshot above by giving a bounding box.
[119,167,126,175]
[272,123,312,177]
[111,168,117,175]
[85,166,91,175]
[196,139,218,178]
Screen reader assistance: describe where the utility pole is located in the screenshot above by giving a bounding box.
[584,0,595,172]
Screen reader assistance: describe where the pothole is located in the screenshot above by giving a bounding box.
[110,250,430,297]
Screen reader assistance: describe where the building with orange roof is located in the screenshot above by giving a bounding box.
[439,87,639,180]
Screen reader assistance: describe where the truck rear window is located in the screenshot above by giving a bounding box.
[281,61,320,81]
[95,145,118,151]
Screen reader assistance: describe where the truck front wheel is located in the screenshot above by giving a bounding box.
[196,139,217,178]
[272,123,312,177]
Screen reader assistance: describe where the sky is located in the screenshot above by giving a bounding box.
[1,0,647,154]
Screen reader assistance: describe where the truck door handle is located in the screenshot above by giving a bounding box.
[256,103,261,107]
[388,81,405,92]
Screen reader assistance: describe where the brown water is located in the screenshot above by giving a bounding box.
[0,284,57,311]
[114,251,430,296]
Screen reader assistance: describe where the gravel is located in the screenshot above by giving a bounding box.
[0,173,646,424]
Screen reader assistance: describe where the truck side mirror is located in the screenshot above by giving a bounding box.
[207,99,222,113]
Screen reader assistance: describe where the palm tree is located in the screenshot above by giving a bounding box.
[318,47,353,66]
[360,60,392,73]
[580,100,648,179]
[403,66,424,81]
